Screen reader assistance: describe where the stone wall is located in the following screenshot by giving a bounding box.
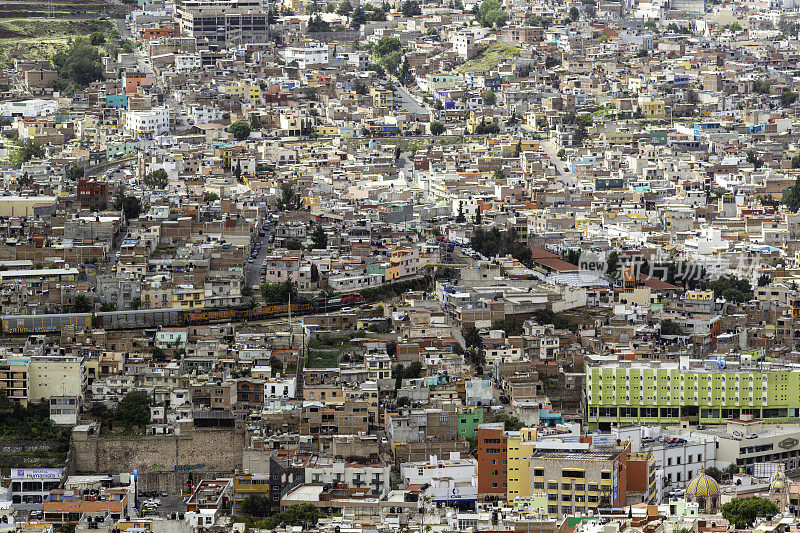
[71,427,245,475]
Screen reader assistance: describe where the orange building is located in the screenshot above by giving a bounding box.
[139,25,179,40]
[476,422,507,499]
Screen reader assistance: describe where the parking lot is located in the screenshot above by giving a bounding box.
[138,493,186,519]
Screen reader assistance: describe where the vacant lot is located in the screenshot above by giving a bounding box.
[0,18,112,68]
[0,0,127,19]
[456,43,520,74]
[306,337,350,368]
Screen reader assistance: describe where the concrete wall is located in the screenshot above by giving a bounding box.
[71,427,245,475]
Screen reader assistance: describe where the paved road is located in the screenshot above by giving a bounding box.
[244,222,276,287]
[116,17,131,40]
[541,139,576,187]
[395,84,429,116]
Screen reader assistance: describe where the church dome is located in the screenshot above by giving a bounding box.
[770,471,787,492]
[686,473,720,498]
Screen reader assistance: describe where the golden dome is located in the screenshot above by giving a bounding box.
[686,473,720,498]
[772,471,787,483]
[771,471,787,492]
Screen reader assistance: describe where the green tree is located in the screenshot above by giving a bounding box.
[708,274,753,303]
[276,182,299,211]
[785,176,800,212]
[401,0,422,15]
[430,121,445,135]
[66,165,85,181]
[606,250,620,279]
[143,169,168,189]
[99,302,116,312]
[484,8,508,27]
[310,264,320,283]
[781,91,798,107]
[261,280,298,303]
[115,194,141,220]
[753,79,771,94]
[250,114,262,130]
[228,121,252,140]
[398,56,414,85]
[9,139,45,167]
[494,413,524,431]
[150,347,165,362]
[660,319,683,336]
[394,364,404,390]
[269,355,284,375]
[51,37,103,88]
[234,160,242,182]
[721,497,778,529]
[482,90,496,106]
[569,6,579,20]
[757,273,771,287]
[477,0,501,25]
[470,226,533,267]
[704,466,722,483]
[73,294,92,312]
[353,80,368,95]
[463,325,483,350]
[286,239,303,250]
[89,32,106,45]
[263,503,322,529]
[375,36,402,57]
[350,6,367,27]
[311,225,328,249]
[203,192,220,202]
[747,150,764,170]
[381,50,402,75]
[117,390,151,426]
[455,203,466,223]
[337,0,352,15]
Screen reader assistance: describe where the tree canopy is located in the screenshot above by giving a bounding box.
[470,227,533,267]
[708,274,753,303]
[261,280,299,303]
[51,37,103,91]
[311,225,328,249]
[401,0,422,16]
[143,169,168,189]
[228,121,252,140]
[9,139,45,167]
[721,497,778,529]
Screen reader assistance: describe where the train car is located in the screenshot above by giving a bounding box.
[186,307,250,324]
[2,313,92,334]
[95,309,186,330]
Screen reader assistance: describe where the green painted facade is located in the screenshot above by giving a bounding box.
[457,406,484,439]
[586,363,799,429]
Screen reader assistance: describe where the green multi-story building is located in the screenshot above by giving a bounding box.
[457,406,484,439]
[585,358,799,430]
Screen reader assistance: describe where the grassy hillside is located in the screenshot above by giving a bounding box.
[455,43,519,74]
[0,18,113,68]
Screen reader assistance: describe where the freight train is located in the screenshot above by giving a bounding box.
[0,293,365,334]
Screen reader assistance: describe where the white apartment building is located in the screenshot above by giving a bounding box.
[123,107,169,139]
[175,54,202,72]
[264,376,296,399]
[283,45,329,69]
[189,105,225,125]
[306,457,391,497]
[400,452,478,488]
